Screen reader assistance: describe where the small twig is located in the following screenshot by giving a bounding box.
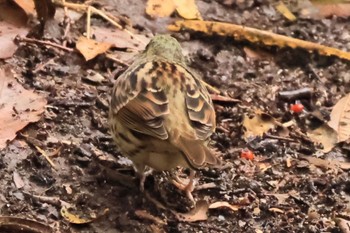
[33,57,56,73]
[199,79,220,94]
[278,87,313,101]
[86,6,92,39]
[105,53,130,66]
[265,134,296,142]
[17,36,74,52]
[22,191,71,208]
[34,145,57,169]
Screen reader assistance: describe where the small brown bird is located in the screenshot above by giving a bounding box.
[109,35,220,201]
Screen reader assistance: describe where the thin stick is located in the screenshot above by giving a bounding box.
[17,37,74,52]
[86,6,91,39]
[34,145,57,170]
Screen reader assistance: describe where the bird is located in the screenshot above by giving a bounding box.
[108,34,220,201]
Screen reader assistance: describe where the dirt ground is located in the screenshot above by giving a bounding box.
[1,0,350,232]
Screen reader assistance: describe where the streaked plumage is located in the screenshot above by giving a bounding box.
[109,35,220,198]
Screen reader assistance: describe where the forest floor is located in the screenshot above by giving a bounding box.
[1,0,350,232]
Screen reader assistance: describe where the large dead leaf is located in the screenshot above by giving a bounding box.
[0,67,47,149]
[173,200,208,222]
[0,20,29,59]
[91,26,150,51]
[242,111,277,140]
[168,20,350,61]
[146,0,176,18]
[300,155,350,171]
[309,0,350,18]
[76,36,112,61]
[146,0,202,19]
[12,0,35,16]
[209,201,240,211]
[0,216,52,233]
[329,94,350,142]
[307,123,338,152]
[174,0,202,19]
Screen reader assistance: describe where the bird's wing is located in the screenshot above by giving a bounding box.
[170,65,218,167]
[110,61,169,140]
[183,68,216,140]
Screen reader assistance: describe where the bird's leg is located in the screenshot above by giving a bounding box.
[171,169,196,203]
[134,163,152,191]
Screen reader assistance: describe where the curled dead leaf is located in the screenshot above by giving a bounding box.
[242,111,277,140]
[76,36,112,61]
[0,67,47,149]
[0,216,52,233]
[173,200,208,222]
[329,93,350,142]
[209,201,239,211]
[307,123,338,153]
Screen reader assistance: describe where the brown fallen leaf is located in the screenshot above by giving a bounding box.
[0,21,29,59]
[173,200,208,222]
[91,26,150,51]
[0,216,52,233]
[209,201,240,212]
[307,123,338,152]
[242,110,277,140]
[168,20,350,61]
[76,36,112,61]
[173,0,202,20]
[0,67,47,149]
[300,155,340,170]
[145,0,202,19]
[146,0,176,18]
[329,93,350,142]
[12,0,35,16]
[311,2,350,18]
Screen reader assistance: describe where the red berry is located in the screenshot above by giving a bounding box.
[290,103,304,113]
[241,149,255,160]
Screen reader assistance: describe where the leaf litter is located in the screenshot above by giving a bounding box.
[0,0,350,232]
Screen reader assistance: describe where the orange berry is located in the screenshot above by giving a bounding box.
[290,103,304,113]
[241,149,255,160]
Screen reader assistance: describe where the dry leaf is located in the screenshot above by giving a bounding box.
[0,21,29,59]
[168,20,350,61]
[0,67,47,149]
[173,0,202,19]
[12,0,35,16]
[0,216,52,233]
[243,47,274,60]
[145,0,176,18]
[243,111,277,140]
[329,94,350,142]
[173,200,208,222]
[307,123,338,152]
[209,201,239,211]
[300,155,339,171]
[312,3,350,18]
[91,26,150,51]
[76,36,112,61]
